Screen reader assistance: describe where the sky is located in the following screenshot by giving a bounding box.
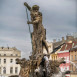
[0,0,77,59]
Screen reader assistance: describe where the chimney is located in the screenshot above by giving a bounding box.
[53,39,56,43]
[66,35,74,41]
[62,37,64,41]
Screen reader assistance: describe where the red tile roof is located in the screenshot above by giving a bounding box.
[60,41,77,51]
[70,45,77,52]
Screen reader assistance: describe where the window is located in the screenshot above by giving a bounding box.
[8,47,9,49]
[11,54,13,56]
[10,59,13,63]
[4,59,6,64]
[67,66,69,70]
[72,43,74,48]
[71,55,73,61]
[75,55,77,60]
[0,59,1,64]
[10,67,13,74]
[54,56,55,60]
[0,67,1,74]
[16,54,18,56]
[15,67,18,74]
[52,57,53,60]
[71,65,73,72]
[2,47,4,49]
[76,63,77,72]
[56,56,57,60]
[76,68,77,72]
[4,54,6,56]
[3,67,6,74]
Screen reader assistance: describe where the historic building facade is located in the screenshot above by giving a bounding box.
[0,47,21,77]
[58,50,70,70]
[50,35,77,77]
[58,41,77,77]
[58,50,70,77]
[51,48,62,61]
[51,53,58,61]
[70,46,77,77]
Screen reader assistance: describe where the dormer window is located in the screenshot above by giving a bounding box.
[8,47,9,49]
[2,47,4,49]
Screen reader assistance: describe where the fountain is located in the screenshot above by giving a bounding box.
[9,2,70,77]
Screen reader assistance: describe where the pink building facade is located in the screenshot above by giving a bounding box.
[57,41,77,77]
[58,50,70,77]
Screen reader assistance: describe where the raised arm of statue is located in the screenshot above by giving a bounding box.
[24,2,31,11]
[27,16,40,24]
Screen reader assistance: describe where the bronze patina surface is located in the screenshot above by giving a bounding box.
[9,2,70,77]
[24,2,49,56]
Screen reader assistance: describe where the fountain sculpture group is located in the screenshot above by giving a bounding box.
[9,2,70,77]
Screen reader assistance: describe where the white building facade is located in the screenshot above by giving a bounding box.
[43,42,53,60]
[0,47,21,77]
[43,42,53,54]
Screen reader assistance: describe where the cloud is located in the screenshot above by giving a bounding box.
[0,0,76,58]
[0,36,32,59]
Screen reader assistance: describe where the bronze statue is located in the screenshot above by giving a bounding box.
[24,2,49,56]
[10,2,70,77]
[16,58,38,77]
[16,58,30,77]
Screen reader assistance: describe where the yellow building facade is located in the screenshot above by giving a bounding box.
[70,46,77,77]
[51,53,58,61]
[51,48,62,61]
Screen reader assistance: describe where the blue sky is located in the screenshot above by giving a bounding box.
[0,0,77,58]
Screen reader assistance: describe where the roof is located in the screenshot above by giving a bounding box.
[60,41,77,51]
[53,41,65,49]
[70,45,77,52]
[0,47,21,52]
